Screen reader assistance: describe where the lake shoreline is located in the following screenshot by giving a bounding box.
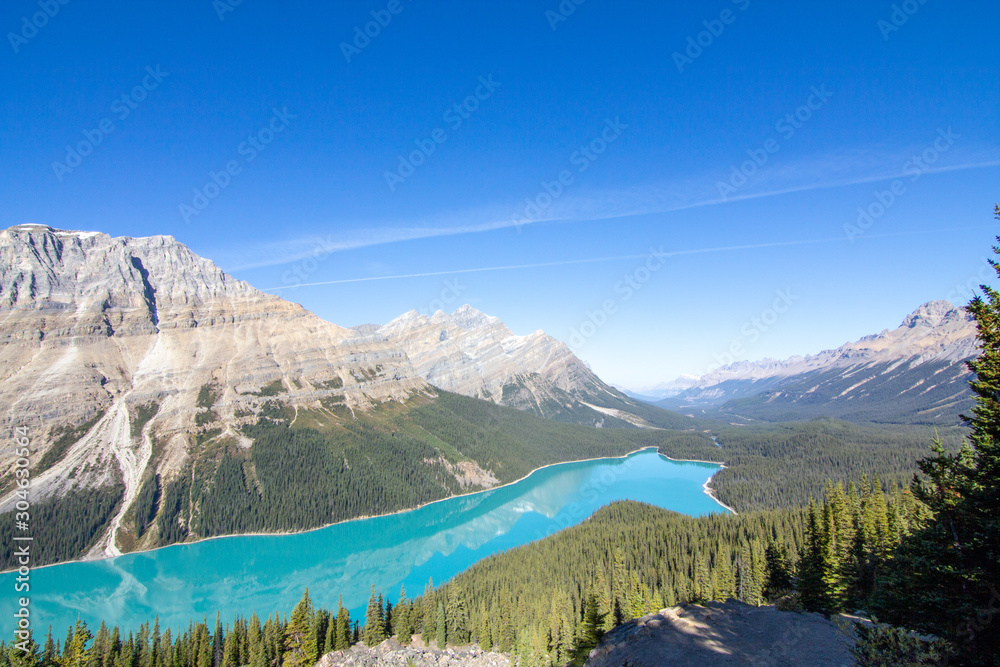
[9,446,728,574]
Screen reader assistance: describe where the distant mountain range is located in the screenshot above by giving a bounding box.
[649,300,977,425]
[0,225,687,563]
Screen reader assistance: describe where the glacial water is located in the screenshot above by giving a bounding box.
[0,448,726,636]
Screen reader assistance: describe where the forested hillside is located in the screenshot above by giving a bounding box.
[705,419,967,510]
[716,357,973,425]
[0,389,956,569]
[1,481,920,667]
[97,391,721,557]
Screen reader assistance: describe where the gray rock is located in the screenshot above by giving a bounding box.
[585,599,857,667]
[316,640,511,667]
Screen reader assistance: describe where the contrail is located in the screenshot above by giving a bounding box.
[265,225,991,291]
[230,158,1000,272]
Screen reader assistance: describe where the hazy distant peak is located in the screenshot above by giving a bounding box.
[661,299,977,393]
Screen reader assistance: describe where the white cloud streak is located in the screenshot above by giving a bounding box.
[265,225,993,291]
[218,153,1000,273]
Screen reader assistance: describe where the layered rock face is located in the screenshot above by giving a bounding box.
[366,305,615,410]
[0,225,632,556]
[0,225,428,555]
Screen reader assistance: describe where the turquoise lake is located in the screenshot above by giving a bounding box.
[0,448,726,636]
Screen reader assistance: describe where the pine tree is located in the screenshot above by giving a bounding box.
[363,587,385,647]
[281,589,312,667]
[323,615,335,656]
[474,601,489,650]
[9,629,40,667]
[88,623,109,667]
[611,547,627,626]
[211,615,223,667]
[693,553,711,604]
[873,207,1000,665]
[445,585,469,646]
[396,586,411,645]
[305,610,326,663]
[63,621,93,667]
[219,631,236,667]
[334,599,350,651]
[763,542,793,600]
[575,590,602,661]
[434,602,446,649]
[42,628,57,667]
[798,497,828,612]
[593,566,613,633]
[195,625,212,667]
[150,618,161,667]
[382,599,392,640]
[421,582,436,645]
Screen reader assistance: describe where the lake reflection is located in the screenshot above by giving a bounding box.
[0,448,725,635]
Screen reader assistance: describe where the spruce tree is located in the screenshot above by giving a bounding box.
[363,587,385,646]
[421,582,436,645]
[211,615,223,667]
[281,589,312,667]
[445,585,470,645]
[395,586,411,645]
[63,621,92,667]
[9,629,40,667]
[381,597,392,639]
[305,611,325,664]
[798,497,829,612]
[873,205,1000,665]
[434,602,446,649]
[763,543,793,600]
[323,615,335,655]
[334,599,350,651]
[42,628,57,667]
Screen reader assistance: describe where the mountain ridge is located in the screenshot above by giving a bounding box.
[651,300,976,424]
[0,225,684,563]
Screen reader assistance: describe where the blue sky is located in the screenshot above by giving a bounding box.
[2,1,998,388]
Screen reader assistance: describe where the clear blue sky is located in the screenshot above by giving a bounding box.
[2,1,998,388]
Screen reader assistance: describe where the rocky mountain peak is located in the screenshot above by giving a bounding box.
[449,304,499,331]
[900,299,966,329]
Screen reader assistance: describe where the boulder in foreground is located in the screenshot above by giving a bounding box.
[586,599,855,666]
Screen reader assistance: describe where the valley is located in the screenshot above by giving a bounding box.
[0,224,987,665]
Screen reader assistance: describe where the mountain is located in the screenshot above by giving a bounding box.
[364,307,684,429]
[0,225,693,566]
[654,300,977,425]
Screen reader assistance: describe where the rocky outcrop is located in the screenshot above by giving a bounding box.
[585,600,856,666]
[316,639,510,667]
